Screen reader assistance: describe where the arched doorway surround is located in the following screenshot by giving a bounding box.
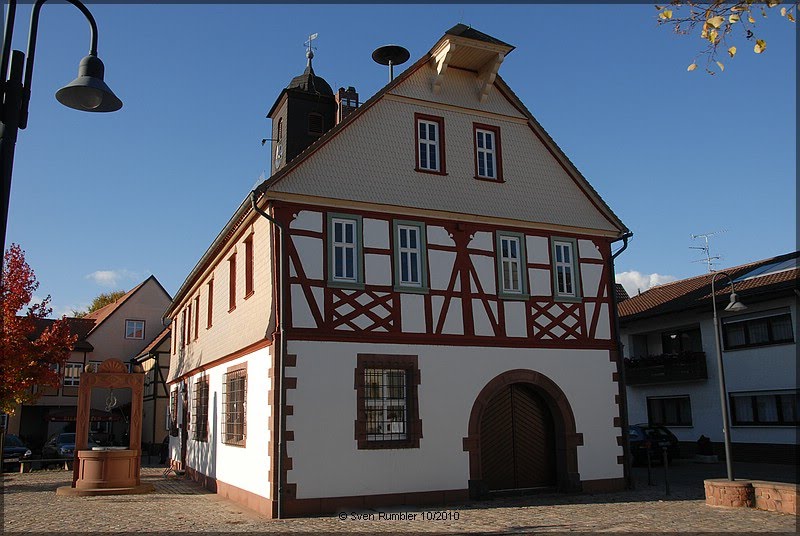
[463,369,583,498]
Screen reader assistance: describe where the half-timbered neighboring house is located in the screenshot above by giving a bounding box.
[165,25,632,518]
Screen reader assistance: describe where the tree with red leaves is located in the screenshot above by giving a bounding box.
[1,244,76,414]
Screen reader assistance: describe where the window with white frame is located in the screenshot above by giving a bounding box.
[552,239,580,299]
[87,361,101,373]
[415,114,444,173]
[331,217,358,283]
[63,363,83,387]
[125,319,145,340]
[475,126,500,180]
[394,222,427,289]
[496,232,528,299]
[500,236,522,293]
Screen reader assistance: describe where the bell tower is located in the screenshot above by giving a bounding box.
[267,33,337,175]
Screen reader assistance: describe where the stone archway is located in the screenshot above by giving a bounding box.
[463,369,583,498]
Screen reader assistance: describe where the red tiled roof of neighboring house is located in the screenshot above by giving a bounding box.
[83,275,170,335]
[133,325,171,361]
[28,316,96,351]
[618,251,799,322]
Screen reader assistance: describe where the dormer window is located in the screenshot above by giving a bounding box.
[474,123,503,181]
[308,112,324,135]
[414,113,446,175]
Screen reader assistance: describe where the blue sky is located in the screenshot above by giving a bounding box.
[5,3,796,315]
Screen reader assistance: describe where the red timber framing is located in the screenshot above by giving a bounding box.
[273,201,616,350]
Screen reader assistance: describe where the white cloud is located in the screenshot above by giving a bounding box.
[85,269,138,288]
[616,271,678,297]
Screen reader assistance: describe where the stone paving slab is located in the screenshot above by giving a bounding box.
[2,463,797,533]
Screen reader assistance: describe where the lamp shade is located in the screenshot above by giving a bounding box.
[725,292,747,312]
[55,54,122,112]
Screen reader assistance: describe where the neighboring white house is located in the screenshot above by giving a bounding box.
[165,25,631,518]
[619,251,798,464]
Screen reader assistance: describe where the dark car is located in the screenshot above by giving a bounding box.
[3,434,32,471]
[627,424,680,465]
[41,432,99,462]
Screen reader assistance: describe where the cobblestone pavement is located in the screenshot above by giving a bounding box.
[2,461,796,533]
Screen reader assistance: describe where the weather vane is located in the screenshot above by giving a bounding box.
[304,32,318,61]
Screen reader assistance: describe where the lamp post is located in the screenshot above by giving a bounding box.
[1,0,122,264]
[710,271,747,481]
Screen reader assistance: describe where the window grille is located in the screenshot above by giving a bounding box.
[222,367,247,446]
[169,389,178,436]
[355,354,421,449]
[193,376,209,441]
[364,369,408,441]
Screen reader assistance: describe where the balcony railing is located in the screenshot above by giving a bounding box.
[623,351,708,386]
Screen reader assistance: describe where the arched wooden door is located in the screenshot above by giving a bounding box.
[480,383,556,491]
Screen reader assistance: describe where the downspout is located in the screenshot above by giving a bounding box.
[250,190,286,519]
[609,231,634,490]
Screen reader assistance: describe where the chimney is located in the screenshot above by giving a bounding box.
[336,86,359,124]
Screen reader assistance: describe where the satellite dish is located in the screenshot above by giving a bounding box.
[372,44,410,82]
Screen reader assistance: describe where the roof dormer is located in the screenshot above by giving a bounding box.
[429,24,515,102]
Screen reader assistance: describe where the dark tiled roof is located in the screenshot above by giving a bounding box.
[445,23,513,48]
[29,317,95,351]
[618,251,799,322]
[287,64,333,96]
[615,283,630,303]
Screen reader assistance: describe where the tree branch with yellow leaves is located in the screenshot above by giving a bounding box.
[656,0,796,74]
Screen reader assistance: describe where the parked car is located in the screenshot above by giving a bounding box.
[3,434,32,472]
[41,433,99,463]
[627,424,680,465]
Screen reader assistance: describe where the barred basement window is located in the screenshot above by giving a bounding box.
[193,376,209,441]
[355,354,421,450]
[222,365,247,446]
[169,388,178,437]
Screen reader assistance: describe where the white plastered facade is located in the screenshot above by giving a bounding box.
[286,340,622,499]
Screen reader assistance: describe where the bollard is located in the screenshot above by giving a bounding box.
[662,446,670,496]
[646,446,653,486]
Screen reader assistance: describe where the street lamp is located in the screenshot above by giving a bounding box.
[0,0,122,263]
[710,271,747,481]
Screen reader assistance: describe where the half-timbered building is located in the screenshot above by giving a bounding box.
[165,24,631,518]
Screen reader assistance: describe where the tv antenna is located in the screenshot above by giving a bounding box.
[690,230,727,273]
[372,44,410,82]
